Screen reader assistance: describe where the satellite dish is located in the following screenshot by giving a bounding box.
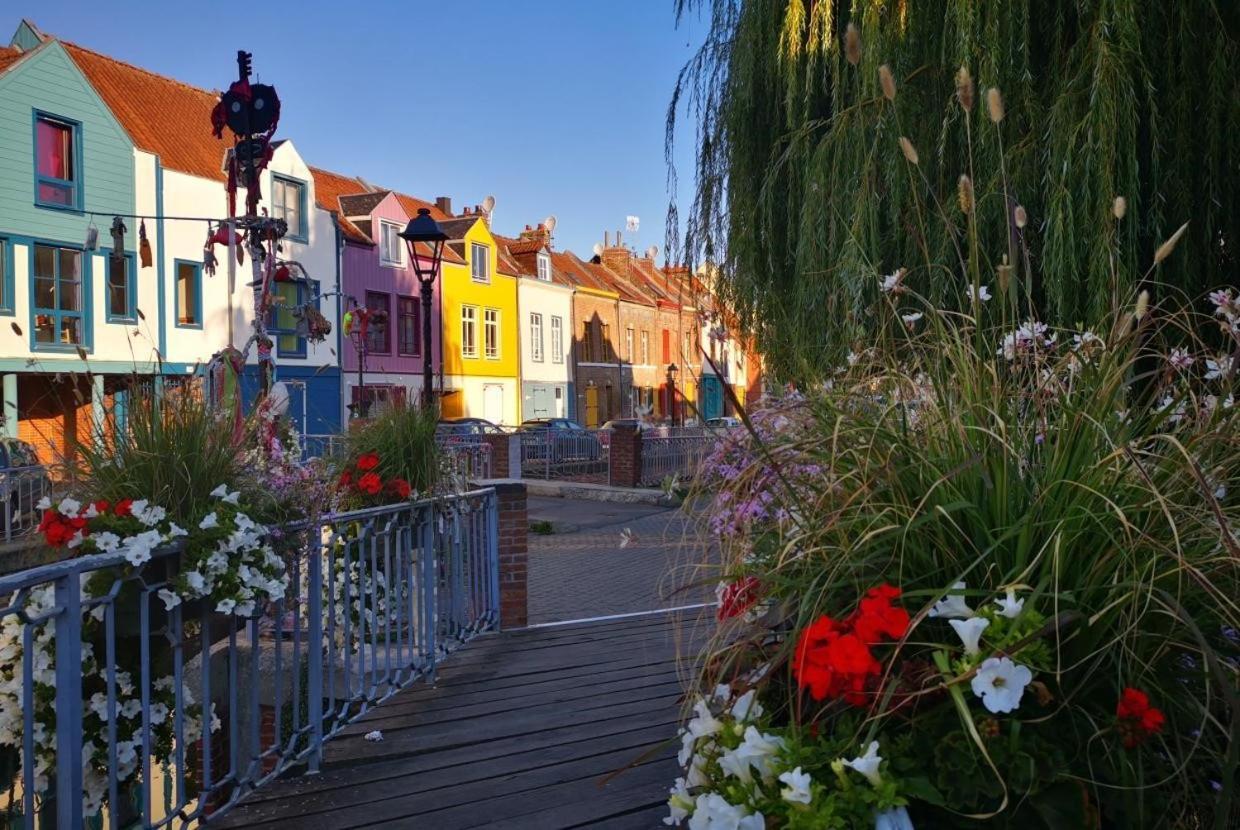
[592,243,604,256]
[646,245,659,260]
[482,195,496,214]
[543,215,558,232]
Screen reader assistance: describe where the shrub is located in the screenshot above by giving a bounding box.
[335,403,440,507]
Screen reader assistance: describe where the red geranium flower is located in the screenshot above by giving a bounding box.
[1117,687,1165,748]
[38,510,88,548]
[388,478,412,499]
[356,453,380,471]
[851,583,910,643]
[357,472,382,495]
[717,576,763,621]
[792,615,882,704]
[113,499,134,517]
[338,470,353,488]
[91,499,110,515]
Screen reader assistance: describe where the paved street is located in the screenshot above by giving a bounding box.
[526,496,715,625]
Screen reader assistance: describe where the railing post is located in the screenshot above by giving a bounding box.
[608,424,642,487]
[493,482,528,628]
[487,490,501,630]
[306,528,324,775]
[421,505,437,682]
[52,573,84,827]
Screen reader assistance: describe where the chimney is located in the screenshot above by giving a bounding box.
[601,240,633,275]
[604,231,610,247]
[519,222,553,248]
[435,196,452,215]
[463,206,472,216]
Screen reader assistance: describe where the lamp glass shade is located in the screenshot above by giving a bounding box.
[401,208,448,283]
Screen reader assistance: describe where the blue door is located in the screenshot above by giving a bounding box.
[701,376,724,421]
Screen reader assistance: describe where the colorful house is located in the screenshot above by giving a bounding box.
[553,250,624,427]
[310,168,455,418]
[498,224,575,420]
[437,209,520,425]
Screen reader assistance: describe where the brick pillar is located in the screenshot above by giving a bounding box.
[482,433,510,478]
[495,481,528,628]
[608,424,642,487]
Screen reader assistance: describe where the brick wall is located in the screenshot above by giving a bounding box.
[495,481,528,628]
[482,433,510,477]
[608,425,642,488]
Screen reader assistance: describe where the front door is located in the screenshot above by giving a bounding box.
[701,376,724,421]
[584,386,599,428]
[483,384,504,425]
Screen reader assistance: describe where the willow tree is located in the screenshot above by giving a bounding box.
[668,0,1240,380]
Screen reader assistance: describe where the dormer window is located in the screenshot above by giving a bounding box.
[379,220,404,267]
[537,253,551,281]
[34,113,81,210]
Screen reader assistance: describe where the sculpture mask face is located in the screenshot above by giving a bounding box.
[221,82,280,136]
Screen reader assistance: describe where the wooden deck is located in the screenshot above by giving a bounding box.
[212,610,709,829]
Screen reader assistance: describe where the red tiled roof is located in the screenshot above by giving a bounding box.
[0,45,29,74]
[307,165,372,243]
[505,238,544,256]
[63,42,228,183]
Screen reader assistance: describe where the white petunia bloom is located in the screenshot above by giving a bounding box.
[157,589,181,610]
[184,570,207,594]
[363,730,383,742]
[718,726,785,784]
[167,523,188,538]
[928,582,974,618]
[950,617,990,656]
[36,496,51,511]
[970,656,1033,714]
[688,793,765,830]
[148,702,169,725]
[880,272,901,293]
[92,532,121,553]
[215,598,236,615]
[875,806,916,830]
[901,311,924,326]
[665,777,694,826]
[199,512,219,530]
[57,497,82,518]
[209,484,229,498]
[730,689,763,723]
[778,767,813,804]
[842,740,884,787]
[969,284,992,303]
[686,698,723,740]
[712,684,733,704]
[994,588,1024,619]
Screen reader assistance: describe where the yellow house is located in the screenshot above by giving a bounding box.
[436,213,520,424]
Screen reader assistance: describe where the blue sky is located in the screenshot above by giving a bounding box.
[13,2,705,260]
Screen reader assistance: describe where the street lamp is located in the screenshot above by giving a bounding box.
[666,363,679,427]
[400,208,448,410]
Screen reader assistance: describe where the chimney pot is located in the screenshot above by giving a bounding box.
[435,196,452,215]
[463,206,472,215]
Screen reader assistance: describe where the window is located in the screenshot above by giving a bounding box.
[601,324,611,359]
[106,253,136,322]
[174,259,201,328]
[484,308,500,359]
[0,238,12,314]
[623,327,634,363]
[271,176,307,240]
[640,330,650,365]
[530,312,544,362]
[662,329,671,364]
[550,315,564,363]
[684,331,695,362]
[461,305,479,357]
[471,242,490,283]
[397,296,421,356]
[580,321,594,362]
[32,244,85,348]
[380,221,404,267]
[34,113,81,209]
[536,254,551,281]
[365,291,391,354]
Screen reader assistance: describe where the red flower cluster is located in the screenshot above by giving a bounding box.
[37,499,133,548]
[337,453,412,502]
[1116,687,1165,748]
[717,576,763,621]
[793,584,909,706]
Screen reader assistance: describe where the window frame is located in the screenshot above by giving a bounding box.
[0,237,13,315]
[461,304,479,358]
[173,259,203,329]
[624,327,634,363]
[470,242,490,283]
[530,312,544,362]
[550,315,564,364]
[580,321,594,362]
[536,254,551,281]
[484,308,500,360]
[104,250,137,323]
[364,290,392,355]
[640,330,650,365]
[379,220,405,268]
[30,242,90,352]
[271,174,309,242]
[32,111,84,212]
[397,294,421,357]
[267,279,320,358]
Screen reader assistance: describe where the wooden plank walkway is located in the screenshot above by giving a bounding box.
[212,610,710,829]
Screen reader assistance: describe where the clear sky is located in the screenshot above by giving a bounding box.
[11,1,705,260]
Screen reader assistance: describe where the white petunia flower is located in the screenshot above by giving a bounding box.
[712,684,733,704]
[730,689,763,723]
[210,484,229,498]
[969,284,992,303]
[92,532,121,553]
[842,740,883,787]
[686,698,723,740]
[950,617,990,656]
[994,587,1024,619]
[665,777,694,826]
[970,656,1033,714]
[875,806,916,830]
[718,726,785,784]
[880,272,901,293]
[167,523,188,538]
[687,793,765,830]
[36,496,51,510]
[778,767,813,804]
[901,311,923,327]
[57,497,82,518]
[363,730,383,742]
[157,589,181,611]
[215,598,236,615]
[199,512,219,530]
[928,581,974,618]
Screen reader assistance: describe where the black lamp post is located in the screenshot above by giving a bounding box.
[400,209,448,410]
[666,363,679,427]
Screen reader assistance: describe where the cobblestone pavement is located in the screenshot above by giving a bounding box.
[527,498,716,625]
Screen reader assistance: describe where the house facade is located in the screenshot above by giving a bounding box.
[554,251,623,427]
[500,226,574,421]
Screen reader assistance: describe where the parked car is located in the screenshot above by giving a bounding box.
[518,419,602,463]
[0,438,51,539]
[600,418,646,432]
[436,418,505,444]
[706,416,743,429]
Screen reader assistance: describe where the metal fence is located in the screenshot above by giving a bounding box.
[518,429,610,483]
[1,466,51,543]
[639,429,717,487]
[300,434,344,461]
[0,489,499,828]
[438,440,494,481]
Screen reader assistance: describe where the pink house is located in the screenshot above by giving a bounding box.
[312,167,458,414]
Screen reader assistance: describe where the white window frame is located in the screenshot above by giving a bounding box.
[379,220,404,267]
[640,330,650,365]
[471,242,490,283]
[530,312,544,362]
[625,327,635,363]
[536,253,551,281]
[461,305,479,358]
[484,308,500,359]
[550,315,564,363]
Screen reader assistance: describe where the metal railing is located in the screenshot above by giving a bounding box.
[639,431,716,486]
[0,489,500,828]
[1,466,51,543]
[440,441,493,481]
[519,429,610,483]
[300,434,344,461]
